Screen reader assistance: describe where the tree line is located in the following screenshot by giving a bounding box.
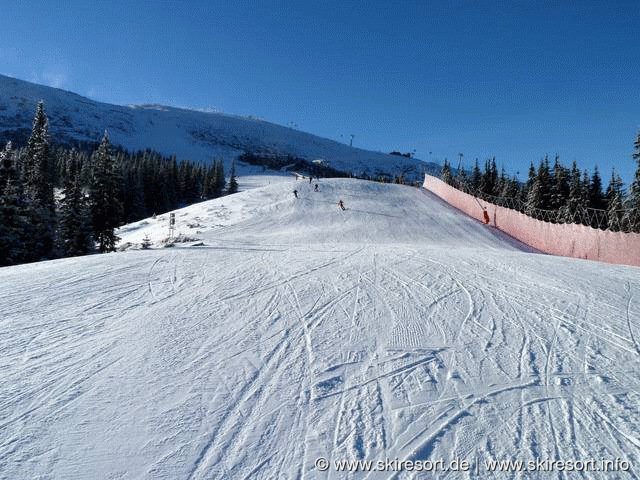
[0,101,238,266]
[440,133,640,233]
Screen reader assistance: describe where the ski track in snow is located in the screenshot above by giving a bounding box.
[1,178,640,479]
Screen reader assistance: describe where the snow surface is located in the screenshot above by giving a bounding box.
[2,178,640,479]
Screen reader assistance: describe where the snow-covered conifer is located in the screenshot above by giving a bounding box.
[519,162,536,211]
[60,149,93,256]
[605,169,626,232]
[23,101,56,260]
[470,159,481,192]
[23,102,54,210]
[228,160,238,194]
[479,157,498,197]
[214,160,225,197]
[550,155,569,213]
[502,176,520,199]
[441,159,453,185]
[625,131,640,232]
[0,142,27,265]
[525,156,552,219]
[588,166,605,228]
[497,167,507,197]
[456,166,468,190]
[91,131,122,253]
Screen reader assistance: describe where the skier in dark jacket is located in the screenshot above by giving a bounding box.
[338,199,345,210]
[293,189,298,198]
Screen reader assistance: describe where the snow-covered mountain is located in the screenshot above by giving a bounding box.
[2,177,640,479]
[0,74,434,180]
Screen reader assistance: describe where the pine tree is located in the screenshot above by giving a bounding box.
[457,167,468,190]
[23,102,54,210]
[201,165,214,200]
[470,159,482,192]
[180,162,202,202]
[228,160,238,194]
[502,176,520,199]
[588,167,604,209]
[0,142,27,265]
[91,131,122,253]
[479,157,498,197]
[0,142,14,188]
[441,159,453,185]
[605,169,626,232]
[526,156,552,219]
[167,155,178,209]
[520,162,537,212]
[565,162,588,224]
[129,164,146,220]
[588,166,605,228]
[550,155,569,213]
[497,167,507,197]
[23,101,56,260]
[214,160,225,196]
[580,170,592,226]
[158,163,171,212]
[60,149,93,256]
[626,131,640,232]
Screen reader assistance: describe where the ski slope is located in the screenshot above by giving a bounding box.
[1,178,640,479]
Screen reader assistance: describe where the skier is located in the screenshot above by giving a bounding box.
[309,175,312,184]
[293,189,298,198]
[338,199,345,210]
[314,184,319,192]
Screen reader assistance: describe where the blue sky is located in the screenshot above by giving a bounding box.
[1,0,638,184]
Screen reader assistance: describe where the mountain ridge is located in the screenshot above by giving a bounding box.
[0,74,435,180]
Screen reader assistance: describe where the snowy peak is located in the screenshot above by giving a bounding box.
[0,74,435,180]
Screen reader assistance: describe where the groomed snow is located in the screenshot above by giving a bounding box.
[1,178,640,479]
